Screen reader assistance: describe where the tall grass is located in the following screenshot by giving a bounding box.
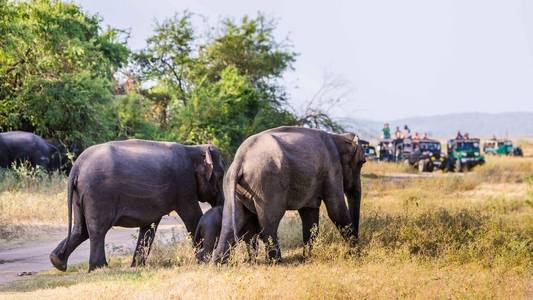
[0,166,67,240]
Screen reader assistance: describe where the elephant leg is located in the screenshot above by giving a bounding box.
[131,220,160,267]
[50,199,88,271]
[257,207,284,263]
[240,217,260,261]
[88,226,110,272]
[175,201,203,238]
[197,230,218,263]
[298,207,319,256]
[323,189,354,243]
[50,223,89,271]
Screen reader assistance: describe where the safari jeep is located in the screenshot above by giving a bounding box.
[407,139,446,172]
[446,138,485,172]
[377,139,395,161]
[483,139,523,157]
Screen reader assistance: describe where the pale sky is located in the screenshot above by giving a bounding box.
[75,0,533,121]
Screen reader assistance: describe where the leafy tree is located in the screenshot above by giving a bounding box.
[133,11,194,128]
[134,13,298,156]
[114,92,157,139]
[0,0,129,147]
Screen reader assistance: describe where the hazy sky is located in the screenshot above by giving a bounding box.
[75,0,533,121]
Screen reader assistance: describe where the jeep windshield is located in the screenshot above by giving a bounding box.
[456,141,479,151]
[420,142,440,151]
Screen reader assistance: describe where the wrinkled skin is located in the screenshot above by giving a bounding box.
[194,206,259,262]
[49,139,225,272]
[0,131,61,171]
[213,126,365,262]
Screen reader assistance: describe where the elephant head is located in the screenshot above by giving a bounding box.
[193,145,225,207]
[331,132,366,237]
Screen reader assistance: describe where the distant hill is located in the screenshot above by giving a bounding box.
[339,112,533,139]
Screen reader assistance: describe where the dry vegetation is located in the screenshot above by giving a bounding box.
[1,141,533,298]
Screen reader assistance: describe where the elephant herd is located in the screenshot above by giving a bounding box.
[3,127,366,272]
[0,131,69,172]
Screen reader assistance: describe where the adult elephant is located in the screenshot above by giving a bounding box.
[49,139,225,272]
[213,126,365,262]
[0,131,59,171]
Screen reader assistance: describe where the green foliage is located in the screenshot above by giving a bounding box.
[114,92,157,139]
[134,13,298,156]
[170,66,296,154]
[1,2,338,156]
[0,0,129,147]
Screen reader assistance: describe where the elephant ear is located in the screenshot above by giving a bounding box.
[339,133,366,164]
[203,146,214,181]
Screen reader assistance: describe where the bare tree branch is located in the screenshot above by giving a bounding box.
[296,71,354,132]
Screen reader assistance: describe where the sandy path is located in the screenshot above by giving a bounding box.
[0,216,187,287]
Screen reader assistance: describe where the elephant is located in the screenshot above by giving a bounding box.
[193,206,260,262]
[193,206,223,262]
[212,126,366,262]
[0,131,61,171]
[49,139,225,272]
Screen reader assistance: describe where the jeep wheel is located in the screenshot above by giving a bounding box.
[426,160,434,172]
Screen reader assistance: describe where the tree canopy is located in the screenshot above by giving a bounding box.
[130,12,300,155]
[1,1,342,158]
[0,0,128,147]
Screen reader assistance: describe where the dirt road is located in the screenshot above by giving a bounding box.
[0,216,186,287]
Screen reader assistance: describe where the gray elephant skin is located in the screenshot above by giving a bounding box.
[193,206,259,262]
[0,131,61,171]
[193,206,223,262]
[213,126,366,262]
[49,139,225,272]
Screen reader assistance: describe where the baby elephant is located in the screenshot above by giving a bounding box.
[193,206,223,262]
[194,206,260,262]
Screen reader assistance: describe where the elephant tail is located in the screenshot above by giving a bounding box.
[62,163,79,253]
[227,163,243,243]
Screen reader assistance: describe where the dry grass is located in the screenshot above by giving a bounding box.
[362,160,416,175]
[1,261,530,299]
[0,167,67,241]
[1,154,533,298]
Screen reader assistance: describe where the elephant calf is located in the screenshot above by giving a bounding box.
[49,139,225,272]
[193,206,223,262]
[213,126,366,262]
[194,206,260,262]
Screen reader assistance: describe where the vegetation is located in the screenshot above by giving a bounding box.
[1,0,532,298]
[0,0,129,148]
[1,154,531,298]
[1,0,326,157]
[126,12,303,155]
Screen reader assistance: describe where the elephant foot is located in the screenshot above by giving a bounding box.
[88,262,108,273]
[49,253,67,272]
[266,249,282,264]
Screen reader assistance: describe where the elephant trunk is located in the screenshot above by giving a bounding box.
[347,177,362,241]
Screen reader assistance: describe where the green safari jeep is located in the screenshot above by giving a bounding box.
[483,139,523,156]
[446,138,485,172]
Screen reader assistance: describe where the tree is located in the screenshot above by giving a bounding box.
[134,13,298,156]
[133,11,194,123]
[296,73,351,133]
[0,0,129,147]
